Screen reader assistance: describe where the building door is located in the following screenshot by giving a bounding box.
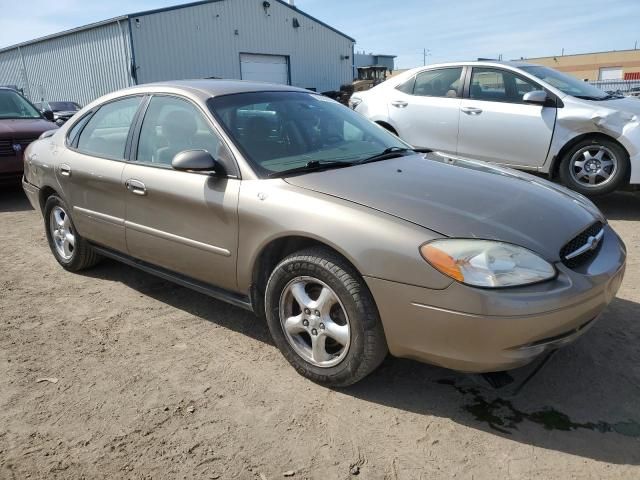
[599,67,623,80]
[240,54,289,85]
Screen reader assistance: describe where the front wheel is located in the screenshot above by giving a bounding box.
[559,138,629,196]
[265,248,388,387]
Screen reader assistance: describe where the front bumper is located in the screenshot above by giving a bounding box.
[365,226,626,372]
[0,154,23,185]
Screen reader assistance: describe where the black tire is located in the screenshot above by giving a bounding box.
[265,248,388,387]
[44,195,100,272]
[559,138,629,196]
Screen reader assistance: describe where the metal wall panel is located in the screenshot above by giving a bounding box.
[0,21,133,105]
[131,0,354,92]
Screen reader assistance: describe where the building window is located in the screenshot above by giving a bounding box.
[598,67,623,81]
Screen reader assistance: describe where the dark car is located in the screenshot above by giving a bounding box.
[33,100,82,126]
[0,88,57,185]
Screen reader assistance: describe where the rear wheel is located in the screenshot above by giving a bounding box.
[265,248,387,387]
[559,138,629,196]
[44,195,100,271]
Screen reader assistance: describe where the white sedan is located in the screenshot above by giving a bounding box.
[350,61,640,196]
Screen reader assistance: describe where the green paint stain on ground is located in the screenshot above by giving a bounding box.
[437,380,640,438]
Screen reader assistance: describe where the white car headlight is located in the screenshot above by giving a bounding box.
[420,239,556,288]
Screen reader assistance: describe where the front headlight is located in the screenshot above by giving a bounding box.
[420,239,556,288]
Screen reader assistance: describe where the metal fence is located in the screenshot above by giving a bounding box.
[589,79,640,94]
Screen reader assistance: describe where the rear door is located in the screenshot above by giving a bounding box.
[122,95,240,291]
[456,67,556,168]
[61,95,143,253]
[387,67,463,152]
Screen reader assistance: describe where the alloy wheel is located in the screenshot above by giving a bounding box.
[49,206,75,260]
[279,276,351,368]
[569,145,618,188]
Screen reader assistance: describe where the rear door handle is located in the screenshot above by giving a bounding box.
[59,164,71,177]
[125,179,147,196]
[391,100,409,108]
[461,107,483,115]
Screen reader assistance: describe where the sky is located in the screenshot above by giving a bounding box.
[1,0,639,69]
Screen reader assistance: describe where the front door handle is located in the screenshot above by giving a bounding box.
[391,100,409,108]
[125,179,147,196]
[59,164,72,177]
[461,106,483,115]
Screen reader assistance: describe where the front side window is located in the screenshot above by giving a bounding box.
[412,67,463,98]
[0,89,41,119]
[76,96,142,159]
[209,92,407,177]
[136,96,231,167]
[470,68,540,103]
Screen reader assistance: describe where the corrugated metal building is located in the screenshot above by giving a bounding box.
[0,0,355,105]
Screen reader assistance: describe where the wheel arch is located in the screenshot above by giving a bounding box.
[249,235,363,318]
[549,132,630,179]
[375,120,398,135]
[38,185,60,213]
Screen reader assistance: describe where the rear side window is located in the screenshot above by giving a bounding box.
[76,96,142,159]
[396,76,416,94]
[411,68,463,98]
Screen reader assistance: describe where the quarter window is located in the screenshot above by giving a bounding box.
[135,96,230,167]
[76,96,142,159]
[470,68,540,103]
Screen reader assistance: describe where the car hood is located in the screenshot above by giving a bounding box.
[284,153,603,262]
[0,118,57,138]
[594,96,640,114]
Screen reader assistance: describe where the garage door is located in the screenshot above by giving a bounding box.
[240,54,289,85]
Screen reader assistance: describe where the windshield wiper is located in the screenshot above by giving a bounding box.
[268,160,354,178]
[355,147,418,165]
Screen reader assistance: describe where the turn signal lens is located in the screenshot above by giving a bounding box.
[420,244,464,282]
[420,239,556,288]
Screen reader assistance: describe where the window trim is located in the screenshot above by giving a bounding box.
[395,66,465,99]
[66,94,146,163]
[464,66,557,106]
[130,93,240,178]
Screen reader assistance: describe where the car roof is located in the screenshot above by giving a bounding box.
[114,79,312,100]
[396,60,538,79]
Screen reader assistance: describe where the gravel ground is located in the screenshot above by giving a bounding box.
[1,186,639,480]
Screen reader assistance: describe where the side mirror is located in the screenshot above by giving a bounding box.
[523,90,548,105]
[171,149,221,174]
[42,110,55,121]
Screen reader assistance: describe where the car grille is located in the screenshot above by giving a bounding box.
[0,140,14,156]
[0,138,38,157]
[560,221,604,268]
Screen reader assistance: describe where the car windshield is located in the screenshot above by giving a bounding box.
[49,101,81,111]
[208,91,408,177]
[0,89,41,119]
[520,65,610,100]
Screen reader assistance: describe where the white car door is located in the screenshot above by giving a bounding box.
[387,67,463,152]
[456,67,556,168]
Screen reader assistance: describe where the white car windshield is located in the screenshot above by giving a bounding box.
[520,65,610,100]
[209,91,409,177]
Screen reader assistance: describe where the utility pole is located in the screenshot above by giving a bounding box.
[423,48,431,66]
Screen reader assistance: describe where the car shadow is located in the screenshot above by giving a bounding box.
[592,190,640,221]
[0,185,33,212]
[84,259,640,465]
[341,296,640,466]
[82,259,272,346]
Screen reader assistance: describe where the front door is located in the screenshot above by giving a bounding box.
[123,95,240,291]
[388,67,463,152]
[456,67,556,168]
[61,96,143,253]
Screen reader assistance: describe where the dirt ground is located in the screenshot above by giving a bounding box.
[0,186,639,480]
